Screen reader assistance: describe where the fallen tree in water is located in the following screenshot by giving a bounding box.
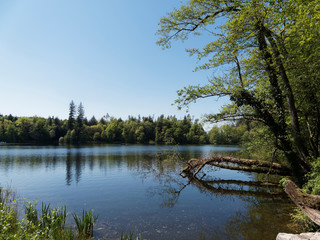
[180,156,292,177]
[180,157,320,227]
[284,180,320,226]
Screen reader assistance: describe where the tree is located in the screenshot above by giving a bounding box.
[157,0,320,182]
[5,122,18,142]
[75,102,85,142]
[208,122,247,145]
[68,100,76,130]
[122,120,138,143]
[15,117,33,142]
[77,102,84,124]
[29,118,50,142]
[0,117,5,141]
[136,126,146,143]
[88,116,98,126]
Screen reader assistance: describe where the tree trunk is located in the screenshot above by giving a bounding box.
[180,157,292,177]
[263,26,310,171]
[285,180,320,226]
[255,23,310,182]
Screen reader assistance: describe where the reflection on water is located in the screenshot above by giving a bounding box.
[0,145,297,239]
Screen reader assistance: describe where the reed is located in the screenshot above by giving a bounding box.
[1,192,96,239]
[120,232,143,240]
[72,209,98,238]
[39,202,67,236]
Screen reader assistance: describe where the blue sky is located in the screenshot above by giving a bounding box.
[0,0,228,121]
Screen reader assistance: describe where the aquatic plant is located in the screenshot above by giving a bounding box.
[39,202,67,237]
[72,209,98,238]
[120,232,144,240]
[0,189,95,239]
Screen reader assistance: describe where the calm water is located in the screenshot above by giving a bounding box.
[0,144,296,239]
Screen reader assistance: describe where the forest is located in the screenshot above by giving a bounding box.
[0,101,248,145]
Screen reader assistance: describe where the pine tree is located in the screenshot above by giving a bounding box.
[68,100,76,130]
[77,102,84,127]
[75,102,85,143]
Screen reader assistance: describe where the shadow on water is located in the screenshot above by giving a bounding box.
[0,145,298,240]
[138,155,298,240]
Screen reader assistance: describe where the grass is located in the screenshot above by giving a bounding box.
[0,187,95,239]
[120,232,144,240]
[72,210,98,238]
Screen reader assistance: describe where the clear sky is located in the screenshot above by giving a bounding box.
[0,0,228,121]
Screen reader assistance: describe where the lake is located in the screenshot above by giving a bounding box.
[0,144,296,239]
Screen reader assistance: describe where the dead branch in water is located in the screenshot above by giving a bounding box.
[180,156,292,177]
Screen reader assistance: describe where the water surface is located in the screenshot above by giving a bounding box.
[0,145,296,239]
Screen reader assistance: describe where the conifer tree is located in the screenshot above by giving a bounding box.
[68,100,76,130]
[75,102,85,143]
[77,102,84,127]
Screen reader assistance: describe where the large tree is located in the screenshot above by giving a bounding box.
[68,100,76,130]
[157,0,320,181]
[77,102,85,127]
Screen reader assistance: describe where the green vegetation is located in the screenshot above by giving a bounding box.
[0,187,98,239]
[72,210,98,238]
[303,158,320,195]
[2,101,260,146]
[290,208,319,232]
[0,105,217,145]
[120,232,143,240]
[157,0,320,183]
[0,111,256,146]
[208,120,248,145]
[157,0,320,228]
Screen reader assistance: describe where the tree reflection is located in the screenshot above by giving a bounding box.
[142,158,298,239]
[74,152,82,184]
[208,198,298,240]
[66,152,72,186]
[188,175,286,199]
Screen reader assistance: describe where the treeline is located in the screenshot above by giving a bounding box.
[0,102,249,145]
[0,102,206,144]
[0,114,203,145]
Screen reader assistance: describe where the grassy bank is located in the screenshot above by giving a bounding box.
[0,187,97,239]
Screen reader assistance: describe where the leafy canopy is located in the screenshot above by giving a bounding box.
[157,0,320,179]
